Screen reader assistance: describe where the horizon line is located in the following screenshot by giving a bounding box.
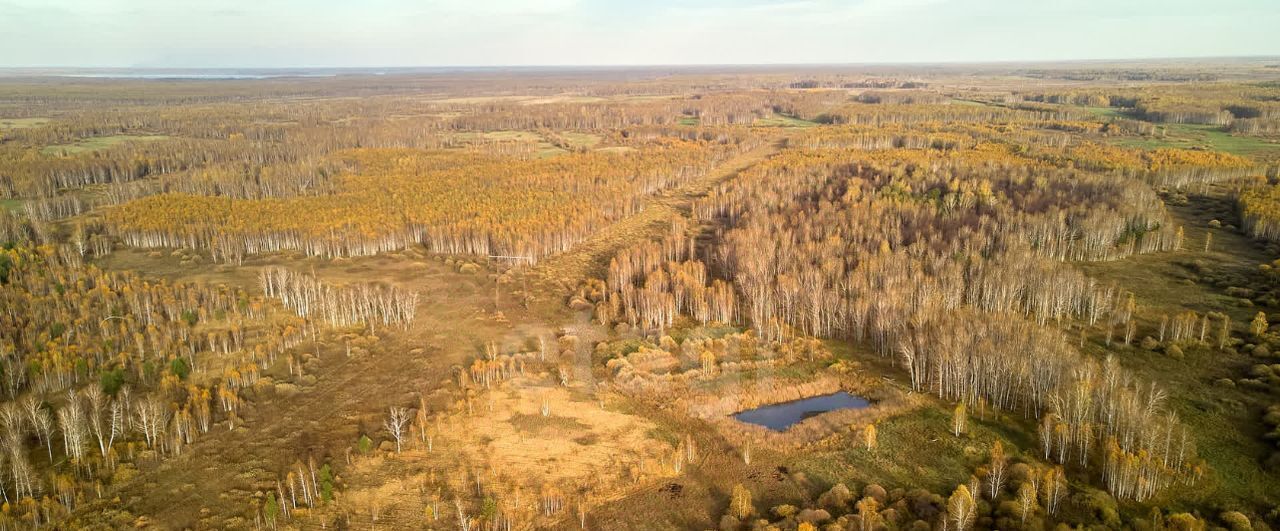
[3,54,1279,72]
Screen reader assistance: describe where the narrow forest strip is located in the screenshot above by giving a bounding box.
[537,139,785,283]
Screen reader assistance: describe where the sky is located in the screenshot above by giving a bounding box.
[2,0,1278,68]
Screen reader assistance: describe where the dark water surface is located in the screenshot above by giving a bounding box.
[733,391,870,431]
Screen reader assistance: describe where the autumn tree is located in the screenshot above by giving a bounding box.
[384,407,411,454]
[953,403,968,437]
[1252,312,1268,338]
[1041,467,1066,515]
[730,483,754,520]
[947,484,976,531]
[987,441,1007,500]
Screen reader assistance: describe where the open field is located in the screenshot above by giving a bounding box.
[3,60,1280,530]
[753,114,819,128]
[1108,123,1280,157]
[0,117,49,129]
[39,134,170,155]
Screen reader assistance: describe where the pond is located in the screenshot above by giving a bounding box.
[732,391,871,431]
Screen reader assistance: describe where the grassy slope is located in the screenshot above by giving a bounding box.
[1085,106,1280,509]
[1107,122,1280,158]
[1075,190,1280,513]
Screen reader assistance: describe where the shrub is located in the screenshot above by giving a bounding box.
[1219,511,1252,531]
[817,483,853,512]
[863,483,887,503]
[170,357,190,379]
[99,368,126,395]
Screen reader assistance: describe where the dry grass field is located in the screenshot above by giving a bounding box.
[2,61,1280,530]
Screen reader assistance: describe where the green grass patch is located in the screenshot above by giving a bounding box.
[790,406,1027,495]
[678,116,699,126]
[1082,106,1134,119]
[1110,135,1198,151]
[536,146,568,158]
[476,130,577,158]
[0,199,22,212]
[0,117,49,129]
[559,132,602,149]
[482,130,542,142]
[1108,123,1280,158]
[754,113,818,128]
[41,135,169,156]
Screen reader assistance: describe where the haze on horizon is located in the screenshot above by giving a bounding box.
[2,0,1278,68]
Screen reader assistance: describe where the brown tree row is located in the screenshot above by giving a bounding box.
[1020,82,1280,127]
[443,91,845,131]
[97,158,341,206]
[1229,117,1280,135]
[105,141,736,263]
[592,222,738,332]
[854,90,949,105]
[0,210,53,248]
[259,267,418,330]
[789,122,1255,192]
[21,195,86,221]
[2,120,452,199]
[695,145,1180,285]
[805,102,1092,127]
[1028,142,1255,189]
[789,124,982,151]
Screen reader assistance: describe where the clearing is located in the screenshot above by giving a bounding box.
[41,134,170,155]
[0,117,50,129]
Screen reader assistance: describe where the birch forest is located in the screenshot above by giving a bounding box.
[0,60,1279,530]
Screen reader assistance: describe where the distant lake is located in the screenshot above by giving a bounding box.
[733,391,870,431]
[57,73,337,80]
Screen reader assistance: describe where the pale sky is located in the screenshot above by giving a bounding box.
[2,0,1278,67]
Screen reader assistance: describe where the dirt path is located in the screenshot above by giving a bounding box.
[536,139,783,283]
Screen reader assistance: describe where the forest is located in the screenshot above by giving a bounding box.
[0,60,1279,529]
